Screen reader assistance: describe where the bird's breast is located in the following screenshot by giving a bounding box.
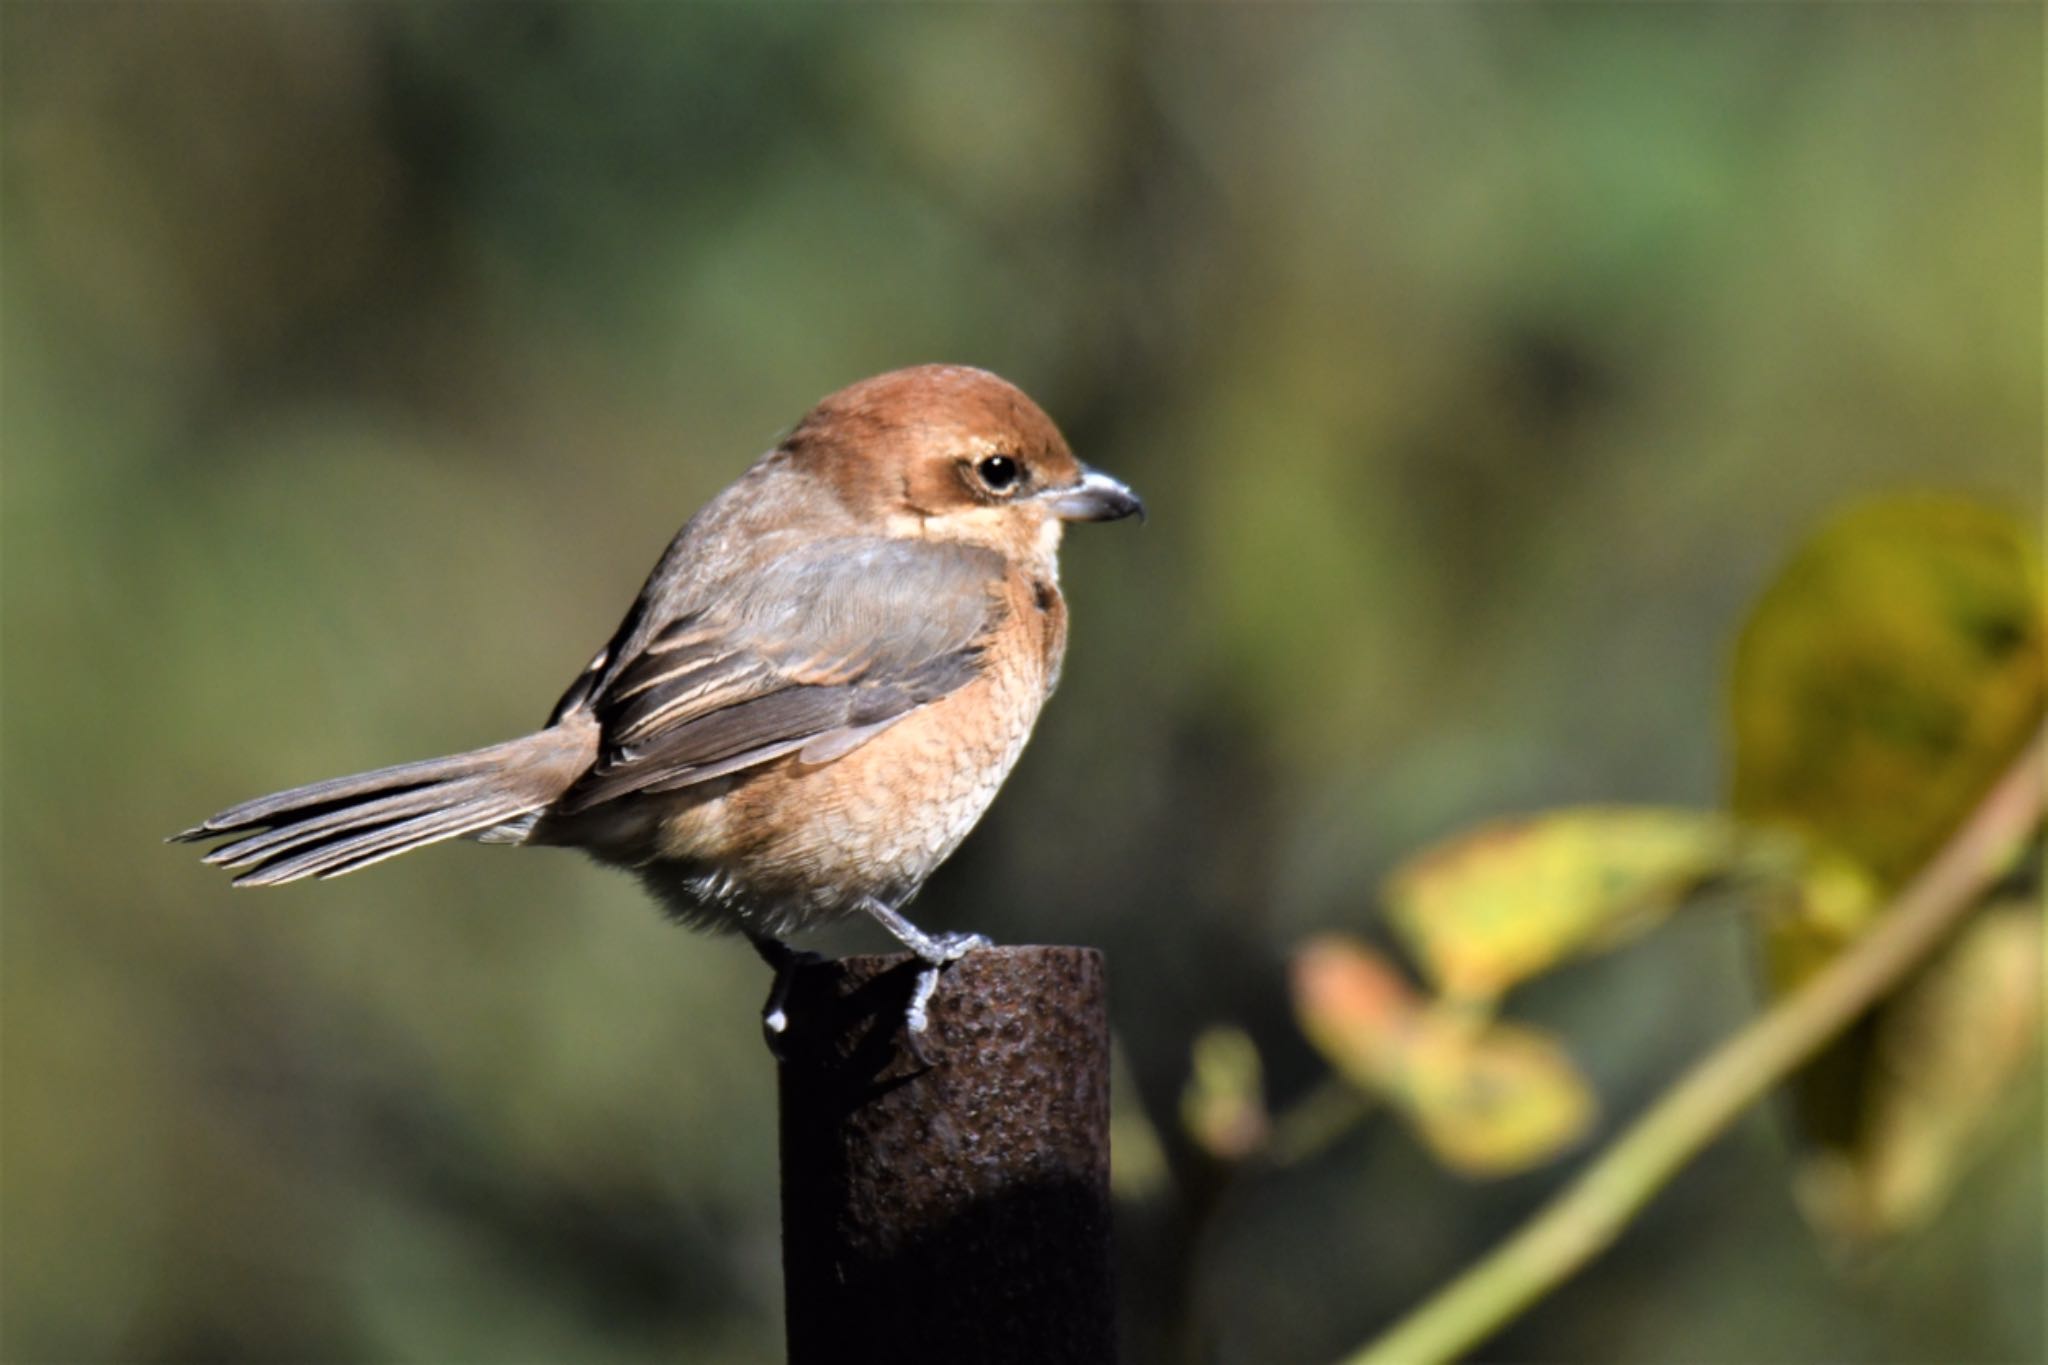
[641,566,1064,935]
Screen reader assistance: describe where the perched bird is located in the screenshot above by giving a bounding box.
[174,365,1142,1040]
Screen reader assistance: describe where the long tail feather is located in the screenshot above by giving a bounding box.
[173,719,597,887]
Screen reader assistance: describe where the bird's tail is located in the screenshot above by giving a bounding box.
[171,717,598,886]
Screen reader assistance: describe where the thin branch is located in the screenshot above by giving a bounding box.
[1344,721,2048,1365]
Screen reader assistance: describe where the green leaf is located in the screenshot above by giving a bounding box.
[1732,495,2045,1248]
[1291,936,1596,1177]
[1385,807,1742,1003]
[1732,495,2044,888]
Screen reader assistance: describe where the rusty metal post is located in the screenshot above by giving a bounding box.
[775,945,1113,1365]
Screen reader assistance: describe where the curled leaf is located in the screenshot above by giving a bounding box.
[1795,905,2044,1247]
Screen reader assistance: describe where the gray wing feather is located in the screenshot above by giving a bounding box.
[557,538,1004,812]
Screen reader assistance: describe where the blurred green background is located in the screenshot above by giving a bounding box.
[3,5,2040,1362]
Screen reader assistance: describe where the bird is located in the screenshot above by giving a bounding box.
[173,364,1143,1043]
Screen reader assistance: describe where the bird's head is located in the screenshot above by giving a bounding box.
[783,364,1142,567]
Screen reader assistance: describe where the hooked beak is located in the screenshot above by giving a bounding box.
[1043,465,1145,524]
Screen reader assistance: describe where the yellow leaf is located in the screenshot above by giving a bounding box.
[1290,936,1596,1176]
[1399,1011,1598,1178]
[1385,807,1741,1002]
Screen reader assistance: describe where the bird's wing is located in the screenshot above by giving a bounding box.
[555,537,1007,812]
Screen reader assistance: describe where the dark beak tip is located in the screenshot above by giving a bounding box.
[1059,467,1144,524]
[1086,490,1145,525]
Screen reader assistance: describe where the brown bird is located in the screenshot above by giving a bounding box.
[174,365,1142,1039]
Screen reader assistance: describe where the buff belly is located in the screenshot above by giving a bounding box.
[561,665,1042,937]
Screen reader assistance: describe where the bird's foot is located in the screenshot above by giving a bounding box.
[899,944,988,1063]
[918,929,993,965]
[856,898,992,1059]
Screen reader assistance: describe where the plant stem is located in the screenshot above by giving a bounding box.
[1344,722,2047,1365]
[1268,1078,1375,1168]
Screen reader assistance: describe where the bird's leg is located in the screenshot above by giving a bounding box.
[860,896,992,964]
[749,933,822,1051]
[858,896,991,1044]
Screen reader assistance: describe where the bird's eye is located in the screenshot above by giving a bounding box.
[974,455,1022,493]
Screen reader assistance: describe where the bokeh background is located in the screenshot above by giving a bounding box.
[3,5,2040,1362]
